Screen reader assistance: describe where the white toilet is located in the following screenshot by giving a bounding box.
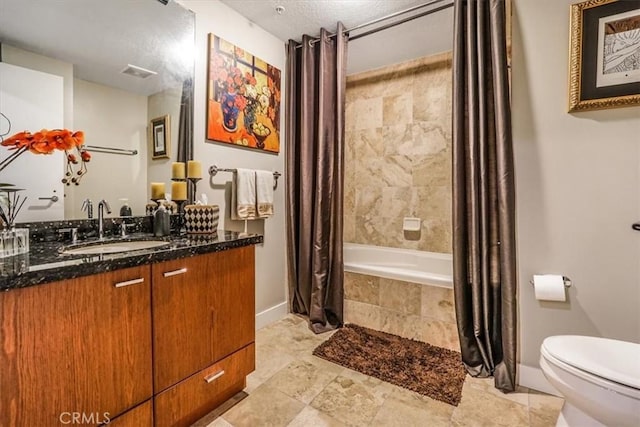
[540,335,640,427]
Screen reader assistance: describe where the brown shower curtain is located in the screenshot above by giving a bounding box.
[285,24,347,334]
[452,0,517,392]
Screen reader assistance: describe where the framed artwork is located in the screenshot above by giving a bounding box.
[569,0,640,112]
[206,33,281,153]
[150,115,170,159]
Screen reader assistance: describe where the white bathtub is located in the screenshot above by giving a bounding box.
[343,243,453,288]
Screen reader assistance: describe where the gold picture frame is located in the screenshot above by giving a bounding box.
[150,115,170,159]
[568,0,640,112]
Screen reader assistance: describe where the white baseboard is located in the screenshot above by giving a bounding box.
[255,301,288,330]
[518,363,562,397]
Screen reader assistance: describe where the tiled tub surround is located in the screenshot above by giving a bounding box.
[344,271,460,352]
[344,52,452,253]
[0,216,262,290]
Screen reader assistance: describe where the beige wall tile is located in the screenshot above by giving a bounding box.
[379,309,423,341]
[421,285,456,323]
[382,124,414,156]
[351,97,383,131]
[351,127,384,158]
[420,319,460,352]
[383,94,413,127]
[344,299,381,330]
[379,278,422,315]
[344,272,380,305]
[343,216,355,242]
[355,187,383,218]
[345,52,452,254]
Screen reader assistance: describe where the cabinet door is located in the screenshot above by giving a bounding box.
[212,245,255,362]
[152,247,256,394]
[0,266,153,427]
[152,255,215,393]
[107,400,153,427]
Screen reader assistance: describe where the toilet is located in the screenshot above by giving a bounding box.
[540,335,640,427]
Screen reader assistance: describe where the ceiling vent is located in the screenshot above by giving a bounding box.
[121,64,157,79]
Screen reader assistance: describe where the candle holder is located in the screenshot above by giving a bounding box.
[187,177,201,204]
[173,199,187,234]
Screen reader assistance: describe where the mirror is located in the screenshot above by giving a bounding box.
[0,0,195,222]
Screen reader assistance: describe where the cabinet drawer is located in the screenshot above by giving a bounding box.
[154,343,255,427]
[105,399,153,427]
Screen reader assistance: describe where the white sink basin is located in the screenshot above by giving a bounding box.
[61,240,170,255]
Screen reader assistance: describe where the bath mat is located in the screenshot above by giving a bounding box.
[312,324,466,406]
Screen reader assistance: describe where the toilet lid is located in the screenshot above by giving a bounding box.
[542,335,640,390]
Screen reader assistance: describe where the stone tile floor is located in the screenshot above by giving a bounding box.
[195,315,563,427]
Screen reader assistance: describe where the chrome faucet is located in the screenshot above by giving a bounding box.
[81,198,93,219]
[97,199,112,240]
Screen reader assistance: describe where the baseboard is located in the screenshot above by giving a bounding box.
[255,301,288,330]
[518,363,561,397]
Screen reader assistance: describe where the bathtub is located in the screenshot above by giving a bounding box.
[343,243,453,288]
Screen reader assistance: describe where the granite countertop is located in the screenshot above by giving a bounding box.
[0,231,263,291]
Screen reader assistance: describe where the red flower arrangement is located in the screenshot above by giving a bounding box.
[1,129,91,185]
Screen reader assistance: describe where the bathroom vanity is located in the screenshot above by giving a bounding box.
[0,230,261,427]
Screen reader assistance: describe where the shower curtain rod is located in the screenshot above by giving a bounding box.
[294,0,454,48]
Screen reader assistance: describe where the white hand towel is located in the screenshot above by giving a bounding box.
[231,168,257,220]
[256,170,274,218]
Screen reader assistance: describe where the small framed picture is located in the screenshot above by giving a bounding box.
[150,115,170,159]
[569,0,640,112]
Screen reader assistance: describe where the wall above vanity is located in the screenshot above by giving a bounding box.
[0,0,195,222]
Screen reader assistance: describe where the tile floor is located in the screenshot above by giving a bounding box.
[195,315,563,427]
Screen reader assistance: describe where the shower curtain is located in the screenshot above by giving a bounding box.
[177,78,194,201]
[452,0,517,392]
[285,24,347,334]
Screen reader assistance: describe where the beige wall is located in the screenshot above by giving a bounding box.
[512,0,640,372]
[147,86,182,193]
[68,79,148,218]
[1,44,74,129]
[344,53,452,253]
[179,0,287,320]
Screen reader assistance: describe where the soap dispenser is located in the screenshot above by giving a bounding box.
[119,198,132,217]
[153,204,170,237]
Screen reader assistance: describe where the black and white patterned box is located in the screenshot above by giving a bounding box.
[183,205,220,234]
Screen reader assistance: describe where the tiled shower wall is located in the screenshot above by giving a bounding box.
[344,52,452,254]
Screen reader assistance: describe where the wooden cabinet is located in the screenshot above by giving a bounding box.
[0,245,256,427]
[0,265,153,427]
[152,246,255,393]
[107,400,153,427]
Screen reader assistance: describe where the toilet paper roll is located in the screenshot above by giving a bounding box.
[533,274,566,302]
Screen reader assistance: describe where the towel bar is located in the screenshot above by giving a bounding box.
[208,165,281,190]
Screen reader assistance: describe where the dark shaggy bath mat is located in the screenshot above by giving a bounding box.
[312,324,466,406]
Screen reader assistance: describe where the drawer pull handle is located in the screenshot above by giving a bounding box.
[114,278,145,288]
[163,268,187,277]
[204,370,225,383]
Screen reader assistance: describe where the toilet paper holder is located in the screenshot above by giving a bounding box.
[529,276,572,288]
